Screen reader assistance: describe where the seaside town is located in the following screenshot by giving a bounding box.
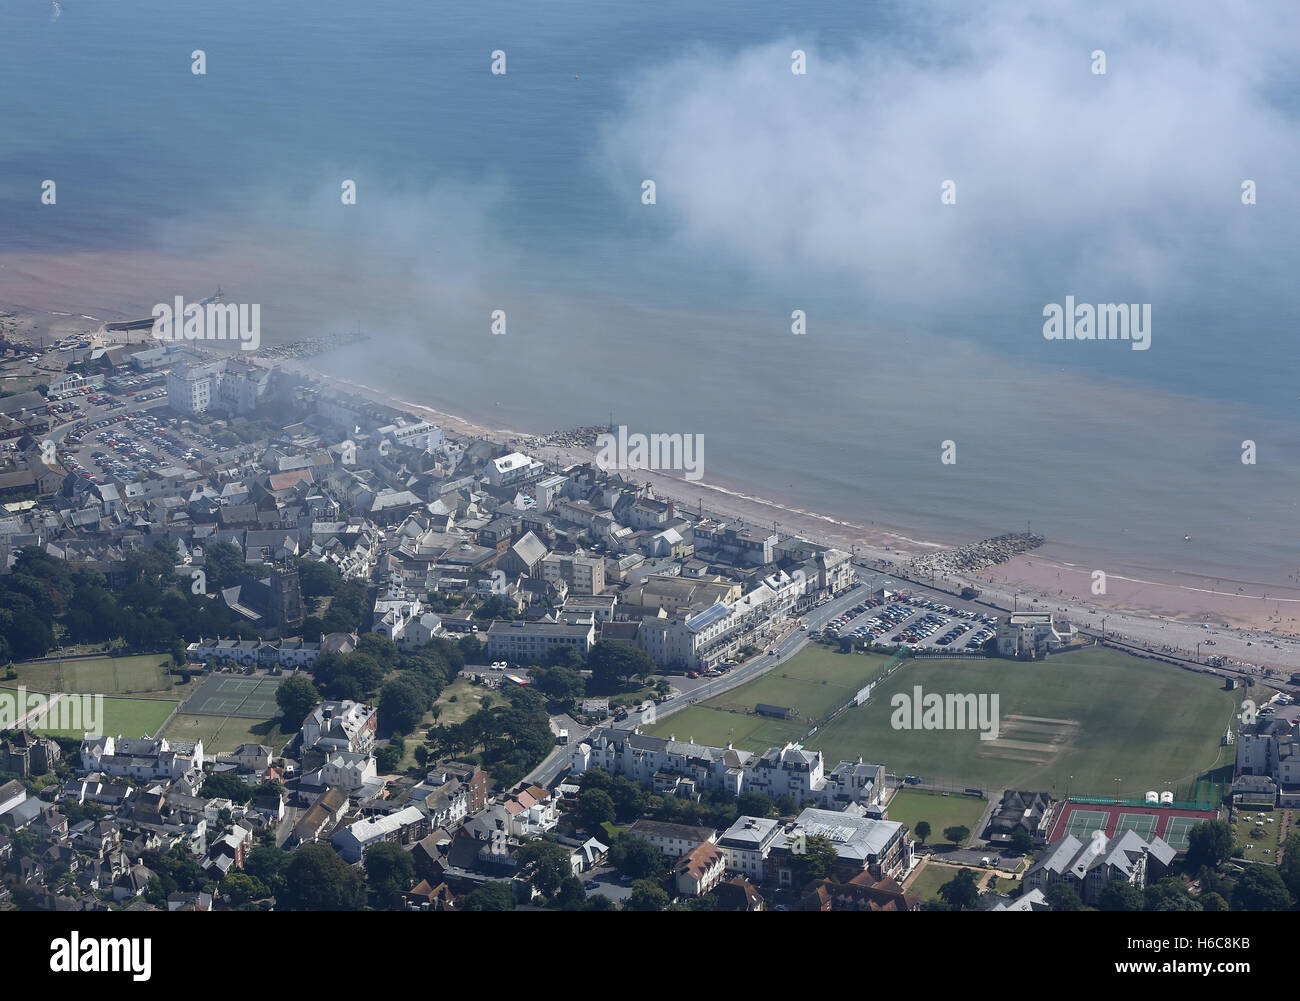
[0,320,1297,916]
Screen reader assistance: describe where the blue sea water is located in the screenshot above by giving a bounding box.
[1,0,1298,587]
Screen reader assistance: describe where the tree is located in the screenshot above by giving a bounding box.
[461,882,516,911]
[609,776,647,822]
[1200,891,1228,911]
[375,739,403,773]
[586,640,655,692]
[519,838,574,898]
[222,872,270,906]
[533,664,585,705]
[914,821,931,845]
[626,879,669,911]
[553,875,588,910]
[281,845,364,910]
[1044,883,1084,911]
[788,834,838,886]
[243,845,290,899]
[1097,880,1145,911]
[380,676,428,735]
[544,644,585,671]
[578,788,616,831]
[200,771,254,804]
[1231,865,1292,911]
[937,868,980,911]
[364,841,415,909]
[737,791,776,819]
[610,835,665,880]
[1185,820,1234,871]
[942,825,970,847]
[1280,831,1300,901]
[204,541,246,591]
[1009,829,1034,855]
[1144,877,1202,911]
[297,559,340,598]
[275,673,319,724]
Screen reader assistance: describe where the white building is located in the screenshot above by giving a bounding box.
[487,451,544,488]
[321,751,378,792]
[301,700,377,755]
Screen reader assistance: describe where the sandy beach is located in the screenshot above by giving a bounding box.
[274,356,1300,673]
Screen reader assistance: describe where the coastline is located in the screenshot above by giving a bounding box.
[285,354,1300,669]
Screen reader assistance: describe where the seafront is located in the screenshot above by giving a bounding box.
[272,354,1300,675]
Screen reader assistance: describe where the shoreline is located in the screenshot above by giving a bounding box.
[285,355,1300,669]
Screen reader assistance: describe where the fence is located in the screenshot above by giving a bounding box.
[1069,794,1217,812]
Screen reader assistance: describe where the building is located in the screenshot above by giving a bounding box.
[769,808,911,884]
[717,815,782,882]
[542,552,606,595]
[486,452,544,488]
[321,752,378,792]
[995,612,1077,659]
[571,730,882,810]
[982,790,1054,846]
[1023,830,1176,906]
[625,819,718,860]
[1235,717,1300,806]
[675,841,726,897]
[799,872,916,911]
[332,806,429,863]
[300,700,378,755]
[0,733,62,776]
[79,736,204,782]
[485,617,595,666]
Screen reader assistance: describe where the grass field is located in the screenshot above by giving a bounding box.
[397,677,492,771]
[650,645,1236,798]
[887,789,987,844]
[183,674,283,718]
[905,862,981,902]
[10,654,184,697]
[644,646,894,748]
[0,685,176,738]
[1232,807,1283,864]
[162,713,289,754]
[806,647,1236,797]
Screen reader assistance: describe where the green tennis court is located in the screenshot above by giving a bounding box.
[1163,816,1199,851]
[183,675,283,718]
[1116,812,1158,840]
[1064,809,1110,840]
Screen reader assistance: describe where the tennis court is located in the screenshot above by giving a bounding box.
[183,675,283,718]
[1064,809,1111,841]
[1050,801,1219,852]
[1163,815,1200,852]
[1116,812,1159,840]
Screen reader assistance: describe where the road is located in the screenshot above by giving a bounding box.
[525,578,874,788]
[651,578,875,723]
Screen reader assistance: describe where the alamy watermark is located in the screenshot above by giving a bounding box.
[890,684,1000,741]
[153,296,261,351]
[0,686,103,735]
[1043,297,1150,351]
[594,424,704,481]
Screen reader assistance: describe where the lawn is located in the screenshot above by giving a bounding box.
[905,862,982,902]
[10,654,186,698]
[886,789,987,844]
[162,713,289,754]
[806,647,1236,797]
[1231,806,1283,864]
[396,677,492,771]
[0,686,175,738]
[650,645,1236,799]
[644,645,894,749]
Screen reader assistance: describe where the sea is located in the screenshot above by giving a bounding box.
[1,0,1298,590]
